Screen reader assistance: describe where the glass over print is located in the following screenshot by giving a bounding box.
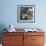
[17,5,35,23]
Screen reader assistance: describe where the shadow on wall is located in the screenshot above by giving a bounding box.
[0,24,7,43]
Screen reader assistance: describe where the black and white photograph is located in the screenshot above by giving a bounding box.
[17,5,35,23]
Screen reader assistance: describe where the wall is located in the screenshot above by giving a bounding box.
[0,0,46,29]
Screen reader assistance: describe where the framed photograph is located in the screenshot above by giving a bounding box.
[17,5,35,23]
